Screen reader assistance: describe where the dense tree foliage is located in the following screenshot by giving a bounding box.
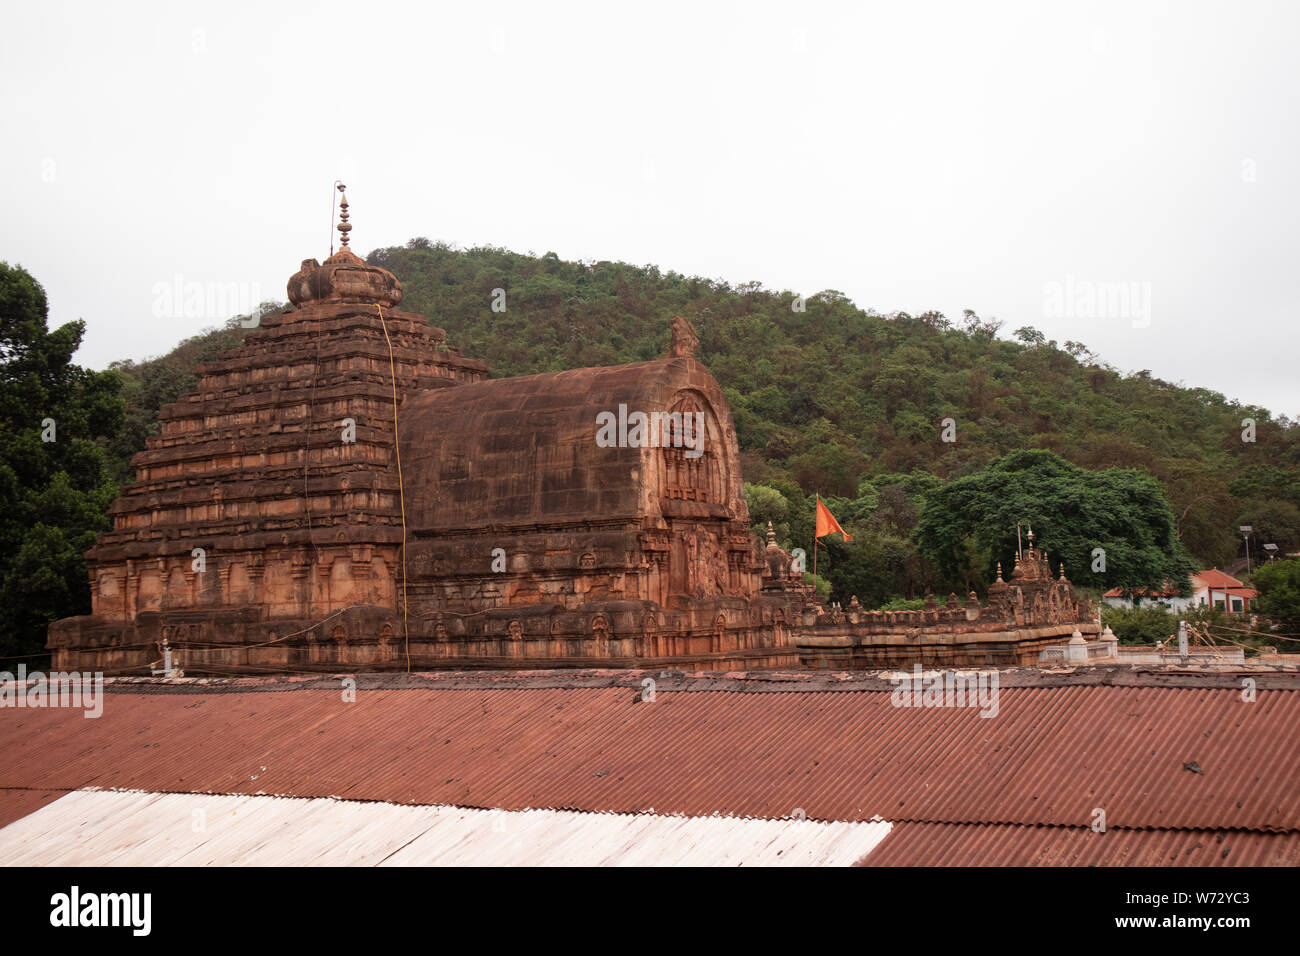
[0,263,123,661]
[1252,558,1300,631]
[1099,605,1183,645]
[915,450,1197,593]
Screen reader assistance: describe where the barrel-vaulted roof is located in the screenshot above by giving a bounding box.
[397,356,746,532]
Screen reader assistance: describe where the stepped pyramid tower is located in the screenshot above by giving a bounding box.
[50,190,488,670]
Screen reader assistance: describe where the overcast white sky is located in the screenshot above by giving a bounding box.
[3,0,1297,417]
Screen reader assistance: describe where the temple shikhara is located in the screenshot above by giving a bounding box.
[49,194,1098,674]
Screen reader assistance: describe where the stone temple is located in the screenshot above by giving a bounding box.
[49,195,1098,674]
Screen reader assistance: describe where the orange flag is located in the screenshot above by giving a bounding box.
[814,497,852,542]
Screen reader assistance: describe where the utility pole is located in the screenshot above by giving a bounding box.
[1240,525,1253,573]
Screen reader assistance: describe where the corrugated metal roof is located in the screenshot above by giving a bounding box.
[860,821,1300,867]
[0,788,67,829]
[1,678,1296,832]
[0,790,892,866]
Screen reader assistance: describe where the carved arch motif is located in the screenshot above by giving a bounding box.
[658,389,729,506]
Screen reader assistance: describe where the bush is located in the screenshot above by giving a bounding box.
[1101,605,1180,645]
[1252,558,1300,630]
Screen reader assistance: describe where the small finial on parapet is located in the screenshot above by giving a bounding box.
[667,315,700,359]
[766,521,777,547]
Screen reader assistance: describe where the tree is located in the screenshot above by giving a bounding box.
[1252,558,1300,631]
[961,309,1002,341]
[0,262,123,661]
[1062,340,1095,364]
[1013,326,1046,347]
[915,449,1196,594]
[743,481,790,544]
[1101,605,1182,645]
[1234,500,1300,556]
[821,532,926,607]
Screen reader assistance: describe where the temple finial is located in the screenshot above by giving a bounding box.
[667,315,700,359]
[766,521,776,547]
[337,182,352,248]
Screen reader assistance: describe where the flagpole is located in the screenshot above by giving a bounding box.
[813,494,818,584]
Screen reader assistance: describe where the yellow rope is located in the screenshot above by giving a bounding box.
[376,304,411,672]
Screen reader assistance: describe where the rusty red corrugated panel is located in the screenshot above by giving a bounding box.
[859,822,1300,866]
[0,684,1296,831]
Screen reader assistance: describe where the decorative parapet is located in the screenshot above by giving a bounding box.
[805,544,1094,637]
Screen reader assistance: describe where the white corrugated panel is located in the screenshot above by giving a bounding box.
[0,790,891,866]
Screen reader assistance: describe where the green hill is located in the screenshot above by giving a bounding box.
[105,240,1300,605]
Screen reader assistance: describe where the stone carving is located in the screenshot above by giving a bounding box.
[667,315,700,360]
